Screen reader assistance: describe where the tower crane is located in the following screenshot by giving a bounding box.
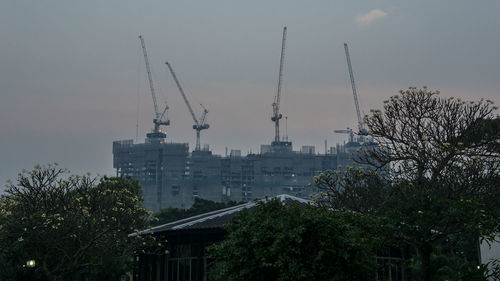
[165,62,209,151]
[271,26,287,144]
[139,35,170,140]
[344,43,368,136]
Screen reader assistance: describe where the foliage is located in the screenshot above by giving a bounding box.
[153,197,241,226]
[408,253,488,281]
[314,88,500,281]
[0,164,156,281]
[483,259,500,281]
[207,199,377,281]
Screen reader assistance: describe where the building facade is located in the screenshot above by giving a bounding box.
[114,139,373,211]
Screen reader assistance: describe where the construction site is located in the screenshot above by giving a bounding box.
[113,29,377,211]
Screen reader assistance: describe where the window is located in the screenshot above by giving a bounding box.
[165,257,205,281]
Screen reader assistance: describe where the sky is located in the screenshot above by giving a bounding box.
[1,0,499,187]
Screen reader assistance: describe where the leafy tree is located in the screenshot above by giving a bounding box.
[0,164,156,281]
[207,199,377,281]
[408,253,489,281]
[153,197,241,226]
[315,88,500,281]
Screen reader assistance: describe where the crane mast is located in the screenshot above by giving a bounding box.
[139,35,169,140]
[272,26,287,144]
[166,62,209,151]
[344,43,367,135]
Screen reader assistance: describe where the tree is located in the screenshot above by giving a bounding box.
[315,88,500,281]
[153,197,241,226]
[207,199,377,281]
[0,164,156,281]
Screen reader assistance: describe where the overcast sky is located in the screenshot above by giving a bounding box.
[1,0,499,186]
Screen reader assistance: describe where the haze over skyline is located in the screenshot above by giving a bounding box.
[1,0,499,187]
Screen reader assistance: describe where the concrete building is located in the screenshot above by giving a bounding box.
[114,138,375,211]
[113,139,189,211]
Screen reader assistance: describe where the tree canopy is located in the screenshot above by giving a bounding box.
[207,199,377,281]
[0,164,156,281]
[153,197,241,226]
[315,87,500,281]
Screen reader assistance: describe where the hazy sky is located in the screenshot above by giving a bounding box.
[1,0,499,186]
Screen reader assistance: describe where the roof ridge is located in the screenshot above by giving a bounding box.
[172,201,258,230]
[131,203,250,236]
[129,194,311,236]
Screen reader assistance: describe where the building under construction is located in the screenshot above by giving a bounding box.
[113,138,372,211]
[115,33,375,211]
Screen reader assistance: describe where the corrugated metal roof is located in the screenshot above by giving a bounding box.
[129,194,311,237]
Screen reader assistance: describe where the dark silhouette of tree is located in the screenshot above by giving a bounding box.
[153,197,241,226]
[208,199,377,281]
[0,164,156,281]
[315,88,500,281]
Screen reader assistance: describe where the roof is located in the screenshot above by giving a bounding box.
[129,194,311,237]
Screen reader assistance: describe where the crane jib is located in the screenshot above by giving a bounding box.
[166,61,209,151]
[139,35,170,136]
[272,26,287,143]
[344,43,366,134]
